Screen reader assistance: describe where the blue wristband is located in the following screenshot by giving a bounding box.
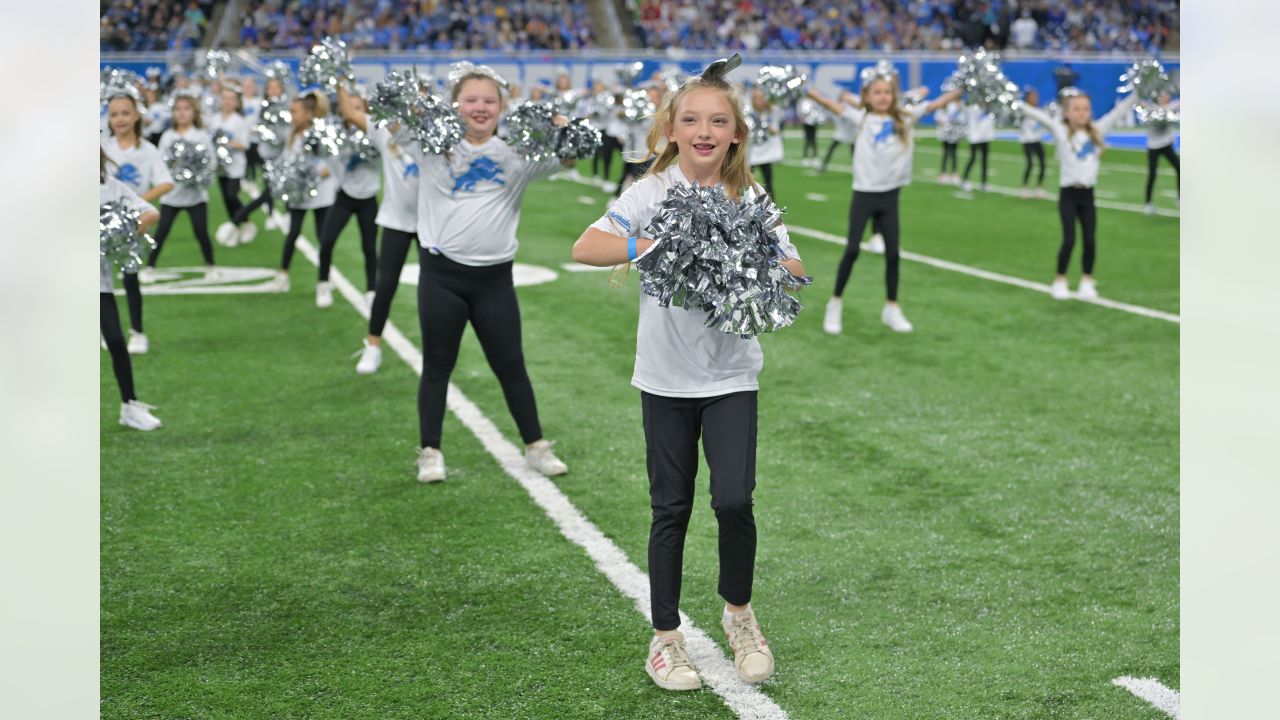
[627,235,638,261]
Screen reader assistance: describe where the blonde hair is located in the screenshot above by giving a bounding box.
[288,90,330,145]
[450,74,506,106]
[641,77,753,198]
[861,78,909,143]
[1063,95,1105,152]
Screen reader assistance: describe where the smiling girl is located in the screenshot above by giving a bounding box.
[148,91,218,280]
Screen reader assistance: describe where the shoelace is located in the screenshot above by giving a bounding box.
[727,614,764,656]
[657,637,694,670]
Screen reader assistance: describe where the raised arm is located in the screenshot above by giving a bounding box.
[1018,101,1057,130]
[806,88,849,116]
[338,85,369,132]
[1096,94,1139,134]
[922,88,963,115]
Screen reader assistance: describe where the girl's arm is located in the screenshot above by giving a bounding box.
[922,88,963,115]
[338,85,369,132]
[1096,94,1139,134]
[572,227,655,267]
[780,258,806,277]
[806,88,849,116]
[140,183,173,203]
[138,209,160,233]
[1018,102,1060,137]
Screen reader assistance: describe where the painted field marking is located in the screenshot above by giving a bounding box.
[1112,676,1180,718]
[804,192,828,202]
[294,237,789,720]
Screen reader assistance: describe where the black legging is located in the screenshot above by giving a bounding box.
[963,141,990,184]
[121,271,143,333]
[232,186,274,225]
[368,227,420,338]
[595,133,622,178]
[820,140,852,171]
[835,188,902,301]
[149,203,214,268]
[615,159,650,197]
[101,292,136,402]
[755,163,774,198]
[217,176,244,223]
[1057,186,1097,275]
[802,124,818,158]
[282,206,330,271]
[417,252,543,450]
[941,141,959,174]
[1022,142,1046,187]
[317,191,379,290]
[245,144,262,181]
[1145,145,1180,203]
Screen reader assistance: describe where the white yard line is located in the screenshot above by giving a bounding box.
[294,237,789,720]
[1112,676,1180,718]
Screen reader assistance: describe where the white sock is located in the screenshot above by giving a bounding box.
[723,605,751,623]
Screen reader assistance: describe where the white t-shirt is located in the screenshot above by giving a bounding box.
[589,163,801,398]
[100,177,154,293]
[283,132,341,209]
[209,112,250,179]
[841,104,929,193]
[832,112,858,143]
[368,125,419,233]
[242,95,262,136]
[101,135,173,197]
[1021,95,1137,188]
[1018,113,1047,144]
[157,126,215,207]
[338,131,383,199]
[413,136,562,266]
[966,106,996,143]
[1146,101,1180,149]
[748,107,785,166]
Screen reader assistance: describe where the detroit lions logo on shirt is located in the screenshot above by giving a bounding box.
[115,163,142,189]
[873,120,896,144]
[403,161,419,179]
[451,157,506,194]
[607,210,631,233]
[1075,140,1097,160]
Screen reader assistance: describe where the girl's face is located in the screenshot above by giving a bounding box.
[265,78,285,99]
[1025,89,1039,107]
[290,99,312,128]
[108,97,139,138]
[220,89,239,113]
[864,80,895,113]
[665,87,741,177]
[1064,96,1092,128]
[555,74,571,91]
[455,78,502,138]
[172,98,196,128]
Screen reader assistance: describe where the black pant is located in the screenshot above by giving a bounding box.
[1022,142,1046,187]
[615,159,650,197]
[963,141,990,184]
[101,293,135,402]
[835,188,902,300]
[282,206,330,271]
[1145,145,1180,203]
[941,141,959,173]
[217,176,244,223]
[755,163,774,198]
[1057,186,1098,275]
[318,191,379,290]
[232,186,273,225]
[802,124,818,157]
[121,271,143,333]
[820,140,852,171]
[245,144,262,180]
[149,203,213,267]
[642,390,758,631]
[417,252,543,449]
[595,133,622,178]
[368,227,420,338]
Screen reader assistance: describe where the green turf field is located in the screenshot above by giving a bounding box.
[101,133,1178,719]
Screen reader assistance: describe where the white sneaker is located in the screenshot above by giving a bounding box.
[273,270,290,292]
[417,447,446,483]
[127,330,148,355]
[316,281,333,308]
[365,290,376,308]
[215,221,239,247]
[138,267,157,284]
[273,210,291,235]
[526,439,568,477]
[355,340,383,375]
[1020,187,1032,199]
[1144,203,1156,216]
[646,632,702,691]
[101,336,107,351]
[822,297,842,335]
[961,180,974,192]
[264,212,279,231]
[238,221,258,244]
[119,400,162,431]
[1076,277,1099,300]
[881,303,914,333]
[865,233,885,253]
[242,180,260,197]
[204,265,221,281]
[722,607,774,684]
[1035,187,1049,199]
[1050,277,1070,300]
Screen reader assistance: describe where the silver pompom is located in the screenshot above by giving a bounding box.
[369,70,462,155]
[620,88,655,124]
[302,118,344,157]
[556,118,603,160]
[757,65,807,104]
[100,201,156,273]
[950,49,1021,122]
[264,155,320,205]
[298,36,354,90]
[163,138,214,188]
[635,183,811,338]
[252,97,291,148]
[797,98,829,126]
[659,68,688,94]
[202,49,231,81]
[745,112,773,144]
[263,60,293,87]
[551,89,582,118]
[342,126,381,165]
[1119,59,1179,124]
[212,129,234,175]
[505,102,561,162]
[616,61,645,88]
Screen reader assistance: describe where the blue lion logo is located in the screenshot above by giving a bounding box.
[403,161,419,179]
[873,120,896,144]
[115,162,142,188]
[451,157,506,194]
[346,155,365,173]
[1075,140,1096,160]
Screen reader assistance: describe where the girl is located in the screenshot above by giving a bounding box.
[231,76,290,242]
[336,85,421,375]
[409,64,571,483]
[934,99,964,184]
[147,91,218,280]
[275,89,340,291]
[316,86,381,309]
[601,90,627,188]
[819,92,858,174]
[211,86,254,246]
[102,89,174,355]
[1144,92,1180,214]
[241,76,264,195]
[1018,88,1048,198]
[572,56,805,692]
[796,96,820,165]
[808,79,962,334]
[1019,90,1138,300]
[101,150,163,431]
[961,103,995,192]
[747,86,784,198]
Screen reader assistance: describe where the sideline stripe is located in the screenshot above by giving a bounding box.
[294,237,789,720]
[1112,676,1180,718]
